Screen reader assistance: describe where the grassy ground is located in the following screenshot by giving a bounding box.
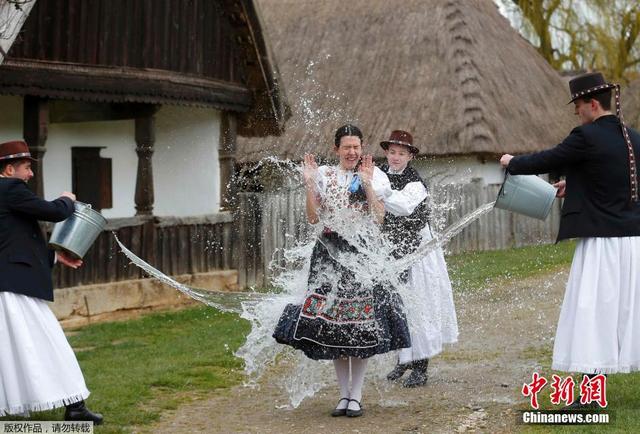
[447,240,576,291]
[4,240,638,433]
[0,308,250,434]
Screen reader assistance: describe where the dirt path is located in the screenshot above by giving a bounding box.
[138,269,569,434]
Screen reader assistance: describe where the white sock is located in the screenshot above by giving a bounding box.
[348,357,368,410]
[333,358,350,409]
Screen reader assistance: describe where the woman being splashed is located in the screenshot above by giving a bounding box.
[379,130,458,388]
[273,124,411,417]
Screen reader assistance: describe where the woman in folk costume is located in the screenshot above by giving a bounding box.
[378,130,458,388]
[273,124,411,417]
[500,72,640,394]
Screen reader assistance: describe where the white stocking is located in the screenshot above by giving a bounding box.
[333,358,350,409]
[348,357,368,410]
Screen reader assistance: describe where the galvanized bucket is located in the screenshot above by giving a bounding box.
[49,201,107,258]
[494,173,556,220]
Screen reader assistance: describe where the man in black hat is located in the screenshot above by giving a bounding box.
[0,141,103,424]
[500,72,640,390]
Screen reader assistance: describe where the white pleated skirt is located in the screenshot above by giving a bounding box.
[552,237,640,374]
[398,226,459,364]
[0,291,90,416]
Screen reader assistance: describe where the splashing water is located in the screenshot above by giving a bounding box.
[116,156,497,408]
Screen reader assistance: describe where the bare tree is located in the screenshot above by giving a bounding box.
[509,0,586,70]
[506,0,640,82]
[588,0,640,83]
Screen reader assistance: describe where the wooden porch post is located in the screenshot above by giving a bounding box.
[134,112,155,216]
[219,112,237,210]
[23,96,49,197]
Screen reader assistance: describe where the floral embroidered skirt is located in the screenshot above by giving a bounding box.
[273,231,411,360]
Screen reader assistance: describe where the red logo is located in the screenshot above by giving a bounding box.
[549,374,575,406]
[522,372,548,409]
[580,374,608,407]
[522,372,607,409]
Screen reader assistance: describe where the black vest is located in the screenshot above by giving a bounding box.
[381,164,430,258]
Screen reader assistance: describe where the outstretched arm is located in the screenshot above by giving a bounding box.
[501,127,588,175]
[7,180,75,222]
[384,181,428,216]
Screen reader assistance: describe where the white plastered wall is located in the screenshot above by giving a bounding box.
[413,156,505,186]
[44,119,137,218]
[37,105,220,218]
[0,96,23,142]
[153,105,221,217]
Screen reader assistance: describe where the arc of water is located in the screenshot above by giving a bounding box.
[113,233,237,312]
[316,201,496,280]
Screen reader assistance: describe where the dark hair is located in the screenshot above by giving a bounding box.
[334,124,363,147]
[0,159,28,174]
[583,90,612,111]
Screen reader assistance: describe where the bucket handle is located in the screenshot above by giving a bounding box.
[75,201,93,213]
[497,170,510,198]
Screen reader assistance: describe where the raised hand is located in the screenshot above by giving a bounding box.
[302,153,319,189]
[553,180,567,198]
[358,155,375,187]
[60,191,76,201]
[500,154,514,168]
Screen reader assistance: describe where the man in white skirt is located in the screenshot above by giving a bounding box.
[500,72,640,391]
[0,140,103,424]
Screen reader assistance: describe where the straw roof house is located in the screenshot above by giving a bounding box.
[237,0,576,165]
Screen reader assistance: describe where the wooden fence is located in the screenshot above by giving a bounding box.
[50,182,561,290]
[51,213,235,289]
[235,179,562,288]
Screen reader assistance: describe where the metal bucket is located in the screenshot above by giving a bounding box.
[494,173,556,220]
[49,201,107,258]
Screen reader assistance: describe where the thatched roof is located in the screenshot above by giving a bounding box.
[622,79,640,130]
[237,0,576,162]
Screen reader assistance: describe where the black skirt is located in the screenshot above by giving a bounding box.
[273,231,411,360]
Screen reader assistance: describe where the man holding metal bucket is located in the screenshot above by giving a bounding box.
[500,72,640,400]
[0,140,103,424]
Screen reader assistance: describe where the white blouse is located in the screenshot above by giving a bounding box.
[314,165,391,201]
[384,181,428,217]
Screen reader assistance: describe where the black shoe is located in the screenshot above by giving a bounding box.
[330,398,349,417]
[403,359,429,388]
[386,362,410,381]
[346,399,363,417]
[64,401,104,425]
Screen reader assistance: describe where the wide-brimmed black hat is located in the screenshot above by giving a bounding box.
[568,72,615,103]
[380,130,419,154]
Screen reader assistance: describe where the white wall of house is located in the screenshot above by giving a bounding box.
[0,96,23,142]
[44,119,138,219]
[27,104,222,219]
[413,156,504,186]
[153,105,221,217]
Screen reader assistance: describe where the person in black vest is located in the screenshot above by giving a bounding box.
[379,130,458,388]
[0,140,103,424]
[500,72,640,385]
